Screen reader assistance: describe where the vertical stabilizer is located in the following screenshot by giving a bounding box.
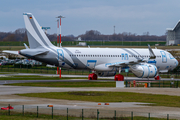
[23,13,54,49]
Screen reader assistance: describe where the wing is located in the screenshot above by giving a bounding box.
[107,45,156,67]
[107,59,145,67]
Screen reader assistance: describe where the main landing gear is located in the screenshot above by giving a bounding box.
[154,75,160,80]
[114,74,124,81]
[88,71,97,80]
[154,72,161,80]
[114,67,124,81]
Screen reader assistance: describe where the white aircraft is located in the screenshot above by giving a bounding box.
[3,13,179,80]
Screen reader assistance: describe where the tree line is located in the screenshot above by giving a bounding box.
[0,28,166,42]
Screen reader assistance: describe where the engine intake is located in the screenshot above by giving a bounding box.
[129,64,157,78]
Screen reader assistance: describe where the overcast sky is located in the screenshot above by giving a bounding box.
[1,0,180,36]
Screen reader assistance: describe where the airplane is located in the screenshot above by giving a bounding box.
[3,13,179,80]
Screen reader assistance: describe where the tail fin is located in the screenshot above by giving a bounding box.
[23,13,54,49]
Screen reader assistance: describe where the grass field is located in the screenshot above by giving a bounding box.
[16,91,180,108]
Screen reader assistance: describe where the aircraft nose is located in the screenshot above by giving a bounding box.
[175,59,179,67]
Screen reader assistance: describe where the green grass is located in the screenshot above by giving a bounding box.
[17,91,180,108]
[6,81,115,87]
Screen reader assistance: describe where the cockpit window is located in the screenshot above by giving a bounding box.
[169,53,175,59]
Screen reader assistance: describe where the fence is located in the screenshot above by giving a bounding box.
[0,41,166,46]
[1,65,180,79]
[125,80,180,88]
[0,65,91,75]
[0,104,179,120]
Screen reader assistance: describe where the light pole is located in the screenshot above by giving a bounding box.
[56,15,65,78]
[57,19,59,47]
[56,20,59,75]
[56,15,65,47]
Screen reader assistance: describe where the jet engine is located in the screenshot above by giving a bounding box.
[129,64,157,78]
[97,71,116,77]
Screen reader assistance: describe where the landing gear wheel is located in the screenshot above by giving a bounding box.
[88,73,97,80]
[155,76,160,80]
[114,74,124,81]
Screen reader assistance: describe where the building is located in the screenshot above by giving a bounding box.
[77,42,87,46]
[166,21,180,45]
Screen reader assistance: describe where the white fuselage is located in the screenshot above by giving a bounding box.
[55,47,178,72]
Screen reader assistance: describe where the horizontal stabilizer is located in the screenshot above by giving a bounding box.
[2,50,19,55]
[25,50,49,57]
[33,51,49,56]
[19,49,49,57]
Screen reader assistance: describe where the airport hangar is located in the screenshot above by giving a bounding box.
[166,20,180,45]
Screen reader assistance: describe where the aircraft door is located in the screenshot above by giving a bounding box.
[160,51,167,63]
[86,60,97,69]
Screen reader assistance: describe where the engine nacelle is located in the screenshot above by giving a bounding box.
[129,64,157,78]
[94,64,114,71]
[97,71,116,77]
